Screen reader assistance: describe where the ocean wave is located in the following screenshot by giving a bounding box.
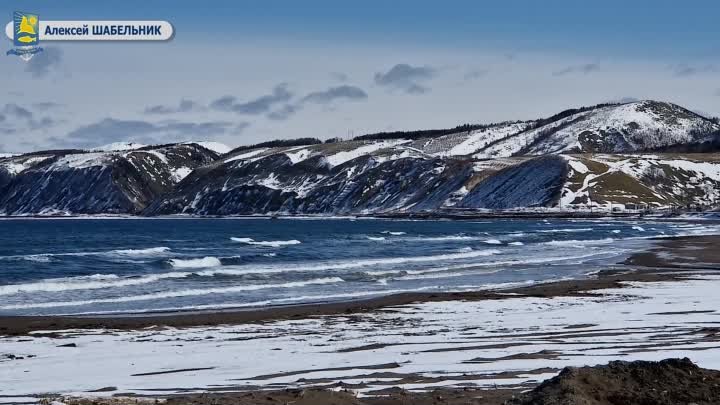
[23,255,53,263]
[543,238,614,247]
[0,246,172,261]
[381,231,406,235]
[54,287,442,315]
[404,235,486,242]
[184,249,503,278]
[484,239,502,244]
[230,237,301,247]
[0,277,344,310]
[0,272,191,296]
[0,249,503,296]
[538,228,593,233]
[167,257,222,269]
[367,236,386,241]
[368,251,616,278]
[106,247,171,256]
[397,268,502,281]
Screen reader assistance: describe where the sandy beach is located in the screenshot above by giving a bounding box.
[3,235,720,404]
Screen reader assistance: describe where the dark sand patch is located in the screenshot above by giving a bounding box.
[131,367,215,377]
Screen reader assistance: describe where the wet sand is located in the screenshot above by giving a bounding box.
[1,235,718,337]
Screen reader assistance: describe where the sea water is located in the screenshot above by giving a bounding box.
[0,217,717,316]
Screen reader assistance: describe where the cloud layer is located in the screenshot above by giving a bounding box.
[210,84,292,115]
[374,64,436,94]
[55,118,238,148]
[552,63,600,76]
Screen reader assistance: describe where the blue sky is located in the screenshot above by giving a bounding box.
[0,1,719,152]
[12,0,719,56]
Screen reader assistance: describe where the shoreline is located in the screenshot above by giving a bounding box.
[2,235,717,337]
[0,211,718,221]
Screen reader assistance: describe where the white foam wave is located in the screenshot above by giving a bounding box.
[167,257,222,269]
[0,277,344,310]
[196,249,503,277]
[0,246,172,261]
[398,268,502,281]
[55,287,441,315]
[230,237,301,247]
[106,247,171,256]
[381,231,406,235]
[23,255,52,263]
[405,235,486,242]
[367,236,386,241]
[367,251,616,277]
[484,239,502,244]
[0,248,504,296]
[538,228,593,233]
[0,272,191,296]
[543,238,614,247]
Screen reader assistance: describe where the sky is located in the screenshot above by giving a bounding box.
[1,0,719,153]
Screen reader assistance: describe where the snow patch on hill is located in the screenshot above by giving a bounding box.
[92,142,147,152]
[191,141,231,155]
[1,156,53,175]
[439,122,530,157]
[285,148,314,164]
[224,148,269,163]
[326,140,410,166]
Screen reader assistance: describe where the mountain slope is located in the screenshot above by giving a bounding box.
[144,143,474,215]
[2,100,719,216]
[0,144,217,215]
[560,154,720,210]
[474,101,719,158]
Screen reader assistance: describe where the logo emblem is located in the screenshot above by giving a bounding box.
[7,11,43,61]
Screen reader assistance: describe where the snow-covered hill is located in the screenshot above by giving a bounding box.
[560,154,720,210]
[2,100,719,215]
[0,144,217,215]
[474,101,719,157]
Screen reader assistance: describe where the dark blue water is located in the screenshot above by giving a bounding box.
[0,218,717,316]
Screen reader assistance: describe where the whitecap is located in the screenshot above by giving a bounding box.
[105,247,171,257]
[230,237,301,247]
[194,249,503,277]
[0,277,344,310]
[381,231,406,235]
[167,257,222,269]
[543,238,614,247]
[0,272,191,296]
[537,228,593,233]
